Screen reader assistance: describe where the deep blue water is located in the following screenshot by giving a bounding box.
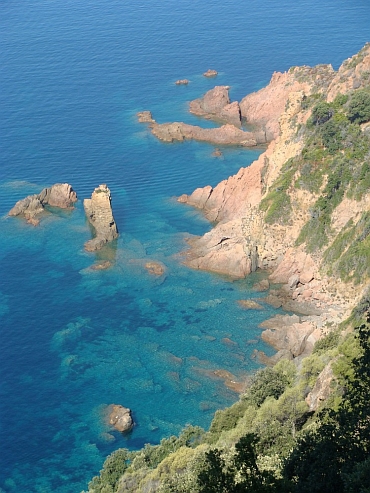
[0,0,369,491]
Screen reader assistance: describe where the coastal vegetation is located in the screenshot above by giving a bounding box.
[86,315,370,493]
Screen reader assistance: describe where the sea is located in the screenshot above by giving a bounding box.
[0,0,369,491]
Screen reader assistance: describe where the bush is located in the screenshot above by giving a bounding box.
[347,90,370,124]
[311,102,333,125]
[246,362,296,408]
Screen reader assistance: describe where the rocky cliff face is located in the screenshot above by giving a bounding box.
[84,184,118,252]
[177,45,370,360]
[8,183,77,225]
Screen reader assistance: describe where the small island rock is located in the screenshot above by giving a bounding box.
[108,404,134,433]
[175,79,189,85]
[137,111,155,123]
[203,69,218,77]
[84,184,118,252]
[8,183,77,225]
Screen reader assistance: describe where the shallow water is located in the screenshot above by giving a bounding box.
[1,0,369,491]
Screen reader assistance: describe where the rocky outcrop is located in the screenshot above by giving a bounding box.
[175,79,189,85]
[137,111,155,123]
[189,86,242,127]
[151,121,262,146]
[203,69,218,77]
[305,362,336,411]
[108,405,134,433]
[327,43,370,102]
[8,183,77,225]
[84,184,118,252]
[259,314,322,359]
[240,64,335,141]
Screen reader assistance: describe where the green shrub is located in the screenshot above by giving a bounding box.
[348,90,370,124]
[208,400,250,438]
[245,362,296,408]
[311,102,333,125]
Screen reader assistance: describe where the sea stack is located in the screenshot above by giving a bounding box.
[83,184,118,252]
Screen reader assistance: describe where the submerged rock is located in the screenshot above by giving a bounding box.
[83,184,118,252]
[8,183,77,225]
[237,299,264,310]
[145,261,166,276]
[108,404,134,433]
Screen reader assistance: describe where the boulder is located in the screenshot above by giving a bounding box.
[203,69,218,77]
[38,183,78,209]
[84,184,118,252]
[137,111,155,123]
[260,314,319,358]
[108,404,134,433]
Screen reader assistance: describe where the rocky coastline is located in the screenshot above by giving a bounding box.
[147,46,370,367]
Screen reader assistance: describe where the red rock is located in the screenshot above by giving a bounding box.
[151,121,261,146]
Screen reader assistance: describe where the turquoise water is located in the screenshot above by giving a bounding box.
[1,1,370,491]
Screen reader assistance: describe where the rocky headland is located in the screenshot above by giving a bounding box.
[84,184,119,252]
[8,183,77,225]
[174,45,370,364]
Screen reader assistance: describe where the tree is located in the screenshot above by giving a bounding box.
[197,434,282,493]
[348,90,370,124]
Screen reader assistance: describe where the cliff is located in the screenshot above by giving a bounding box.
[177,45,370,360]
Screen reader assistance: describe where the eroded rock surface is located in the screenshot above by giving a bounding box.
[306,362,336,411]
[84,184,118,252]
[8,183,77,225]
[108,404,134,433]
[260,314,321,359]
[189,86,242,127]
